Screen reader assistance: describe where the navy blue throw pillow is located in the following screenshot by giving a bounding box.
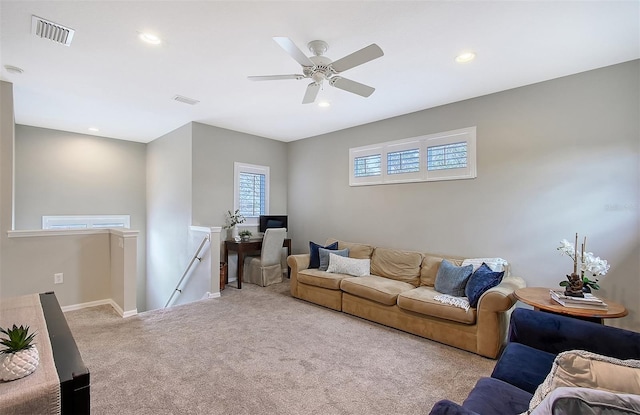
[309,241,338,269]
[465,263,505,307]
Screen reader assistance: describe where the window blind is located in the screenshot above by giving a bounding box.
[238,172,265,216]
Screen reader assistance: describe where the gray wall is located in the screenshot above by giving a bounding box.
[146,123,193,310]
[287,60,640,331]
[13,125,147,309]
[191,122,288,281]
[191,122,288,228]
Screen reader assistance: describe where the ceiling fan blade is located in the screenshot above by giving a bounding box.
[302,82,321,104]
[273,37,314,67]
[330,77,375,97]
[331,44,384,73]
[248,74,305,81]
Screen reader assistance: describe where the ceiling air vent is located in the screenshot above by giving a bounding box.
[31,15,75,46]
[173,95,200,105]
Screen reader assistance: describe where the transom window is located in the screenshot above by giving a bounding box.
[427,142,467,171]
[349,127,477,186]
[42,215,130,230]
[354,154,382,177]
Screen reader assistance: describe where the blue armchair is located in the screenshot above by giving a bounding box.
[429,308,640,415]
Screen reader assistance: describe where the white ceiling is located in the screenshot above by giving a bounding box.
[1,1,638,143]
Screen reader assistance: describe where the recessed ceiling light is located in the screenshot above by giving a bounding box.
[139,32,161,45]
[88,127,99,132]
[318,101,331,108]
[4,65,24,74]
[455,52,476,63]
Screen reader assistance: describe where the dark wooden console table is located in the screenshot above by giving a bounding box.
[224,238,291,289]
[40,292,90,414]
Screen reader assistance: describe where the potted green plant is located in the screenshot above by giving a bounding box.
[0,324,39,381]
[239,229,252,242]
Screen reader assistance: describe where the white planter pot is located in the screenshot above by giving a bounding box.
[0,347,39,381]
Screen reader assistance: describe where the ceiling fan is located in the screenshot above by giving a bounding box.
[248,37,384,104]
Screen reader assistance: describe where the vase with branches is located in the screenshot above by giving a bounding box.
[224,209,245,240]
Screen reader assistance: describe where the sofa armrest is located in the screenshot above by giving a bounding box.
[474,276,526,358]
[508,308,640,359]
[287,254,310,272]
[287,254,310,297]
[429,400,480,415]
[477,275,526,312]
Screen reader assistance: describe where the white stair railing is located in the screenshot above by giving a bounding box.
[164,235,210,308]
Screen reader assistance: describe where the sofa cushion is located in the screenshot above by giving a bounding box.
[309,241,338,269]
[492,342,556,394]
[434,259,473,297]
[462,377,533,415]
[529,350,640,411]
[340,275,415,306]
[326,239,374,259]
[370,247,423,286]
[465,263,505,307]
[298,268,351,290]
[420,254,464,287]
[319,247,349,271]
[397,286,476,324]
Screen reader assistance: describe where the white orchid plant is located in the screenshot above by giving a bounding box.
[557,234,610,291]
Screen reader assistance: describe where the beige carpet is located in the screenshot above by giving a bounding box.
[64,281,495,415]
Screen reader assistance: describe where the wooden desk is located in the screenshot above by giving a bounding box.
[514,287,628,324]
[224,238,291,289]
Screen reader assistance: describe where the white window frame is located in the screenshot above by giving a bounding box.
[349,127,477,186]
[234,162,270,226]
[42,215,130,230]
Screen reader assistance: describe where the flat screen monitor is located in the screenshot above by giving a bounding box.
[259,215,287,233]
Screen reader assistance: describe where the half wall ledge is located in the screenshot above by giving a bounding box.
[5,228,139,318]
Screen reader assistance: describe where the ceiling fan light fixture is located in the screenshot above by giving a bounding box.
[88,127,100,132]
[455,51,476,63]
[318,101,331,108]
[139,32,162,45]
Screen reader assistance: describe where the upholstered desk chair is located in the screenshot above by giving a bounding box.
[243,228,287,287]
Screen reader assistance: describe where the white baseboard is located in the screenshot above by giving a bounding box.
[61,298,137,318]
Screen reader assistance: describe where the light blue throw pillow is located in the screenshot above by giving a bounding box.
[319,247,349,271]
[434,259,473,297]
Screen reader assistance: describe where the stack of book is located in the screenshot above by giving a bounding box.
[549,290,608,310]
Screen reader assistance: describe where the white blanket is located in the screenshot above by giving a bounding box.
[433,294,470,312]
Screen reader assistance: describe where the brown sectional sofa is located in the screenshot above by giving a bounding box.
[287,239,526,359]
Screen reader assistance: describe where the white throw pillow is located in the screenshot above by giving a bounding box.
[326,253,370,277]
[462,257,509,273]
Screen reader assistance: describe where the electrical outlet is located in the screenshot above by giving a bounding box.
[54,273,63,284]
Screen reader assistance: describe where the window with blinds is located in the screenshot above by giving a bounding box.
[427,142,467,171]
[238,172,265,216]
[354,154,382,177]
[349,127,476,186]
[234,162,270,223]
[387,149,420,174]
